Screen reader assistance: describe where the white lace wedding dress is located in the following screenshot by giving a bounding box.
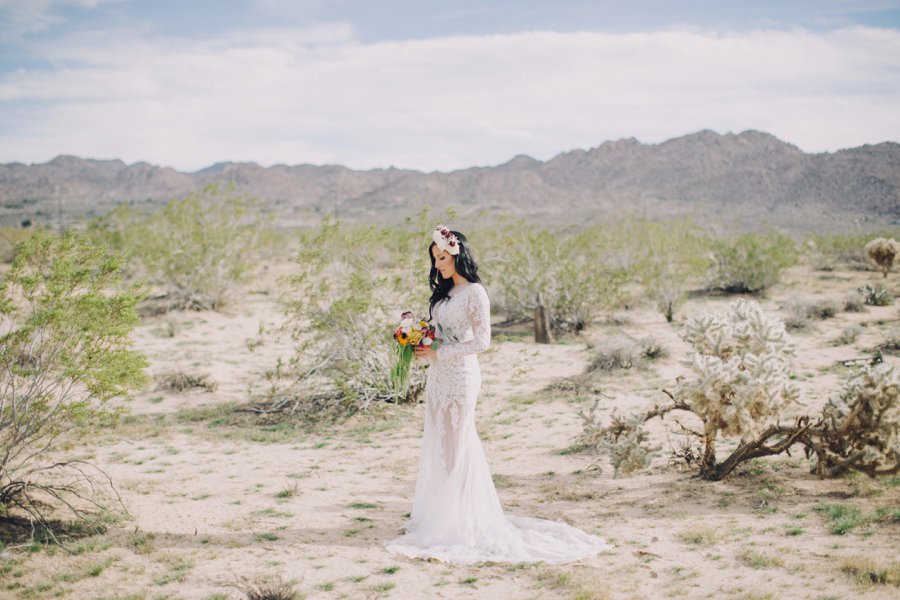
[385,282,613,564]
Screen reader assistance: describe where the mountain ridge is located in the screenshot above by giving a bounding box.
[2,129,898,229]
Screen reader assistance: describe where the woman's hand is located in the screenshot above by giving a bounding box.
[414,344,437,361]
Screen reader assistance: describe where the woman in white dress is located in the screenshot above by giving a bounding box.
[385,226,613,565]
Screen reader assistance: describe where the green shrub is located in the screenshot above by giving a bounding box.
[805,232,886,271]
[486,221,627,333]
[630,218,711,322]
[707,232,798,294]
[0,232,148,538]
[0,226,39,264]
[266,211,445,421]
[90,183,276,310]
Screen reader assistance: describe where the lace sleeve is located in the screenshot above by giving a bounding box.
[435,284,491,361]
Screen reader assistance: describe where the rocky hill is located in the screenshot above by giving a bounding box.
[1,130,898,230]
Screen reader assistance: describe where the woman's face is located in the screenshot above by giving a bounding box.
[431,244,457,280]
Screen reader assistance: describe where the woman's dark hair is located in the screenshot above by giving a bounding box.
[428,230,481,321]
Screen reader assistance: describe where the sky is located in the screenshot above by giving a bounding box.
[1,0,900,172]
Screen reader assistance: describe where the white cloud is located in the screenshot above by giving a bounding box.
[1,25,899,170]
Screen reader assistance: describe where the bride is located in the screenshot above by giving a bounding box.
[385,225,613,565]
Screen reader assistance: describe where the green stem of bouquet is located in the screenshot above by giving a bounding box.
[390,342,414,397]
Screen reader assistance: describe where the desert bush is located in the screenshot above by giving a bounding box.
[835,325,863,346]
[857,283,893,306]
[706,232,798,294]
[805,232,893,271]
[262,212,444,421]
[783,297,840,330]
[235,577,304,600]
[588,341,638,372]
[637,336,669,360]
[864,237,900,278]
[155,371,218,393]
[842,288,867,312]
[90,184,276,310]
[0,232,147,537]
[0,226,39,264]
[876,328,900,354]
[487,221,627,333]
[630,218,711,322]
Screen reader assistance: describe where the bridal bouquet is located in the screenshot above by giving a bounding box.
[390,311,458,396]
[390,311,435,395]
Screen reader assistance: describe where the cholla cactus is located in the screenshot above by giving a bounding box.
[811,364,899,477]
[676,299,800,478]
[864,237,900,278]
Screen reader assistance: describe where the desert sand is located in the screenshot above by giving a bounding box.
[1,261,898,600]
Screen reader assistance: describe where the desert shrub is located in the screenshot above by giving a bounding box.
[264,212,445,421]
[805,232,890,271]
[835,325,863,346]
[864,237,900,278]
[842,288,867,312]
[809,363,898,478]
[707,232,798,294]
[487,221,627,333]
[588,341,638,372]
[630,218,711,322]
[782,301,812,331]
[89,184,276,310]
[876,328,900,354]
[857,283,893,306]
[0,232,147,537]
[236,577,304,600]
[0,226,40,264]
[155,371,218,393]
[783,297,840,330]
[839,556,900,586]
[638,336,669,360]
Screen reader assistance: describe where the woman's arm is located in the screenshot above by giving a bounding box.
[434,284,491,361]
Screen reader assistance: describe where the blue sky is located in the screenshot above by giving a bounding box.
[1,0,899,171]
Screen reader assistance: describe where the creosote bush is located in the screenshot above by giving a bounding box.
[262,211,447,422]
[707,232,797,294]
[629,218,711,322]
[0,232,148,538]
[805,232,897,272]
[864,237,900,278]
[486,221,627,333]
[0,226,38,264]
[90,183,276,311]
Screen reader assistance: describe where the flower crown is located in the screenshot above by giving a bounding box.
[432,225,460,255]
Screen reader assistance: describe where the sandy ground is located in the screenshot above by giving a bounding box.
[1,262,899,600]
